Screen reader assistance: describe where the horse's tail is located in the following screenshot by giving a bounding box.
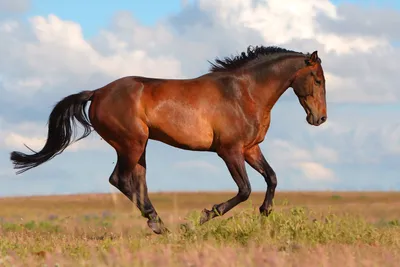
[10,90,95,174]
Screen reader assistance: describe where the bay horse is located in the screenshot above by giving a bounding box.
[10,45,327,234]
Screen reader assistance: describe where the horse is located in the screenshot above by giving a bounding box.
[10,45,327,234]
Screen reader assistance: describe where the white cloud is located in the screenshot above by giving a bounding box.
[318,34,389,54]
[0,0,30,13]
[269,139,338,164]
[296,161,336,182]
[267,139,337,183]
[313,145,339,164]
[0,21,19,33]
[198,0,387,54]
[381,124,400,155]
[2,132,106,152]
[0,14,182,98]
[323,72,398,104]
[4,133,46,151]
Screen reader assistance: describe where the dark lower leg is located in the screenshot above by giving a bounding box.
[200,149,251,225]
[109,151,168,234]
[245,145,277,216]
[131,157,168,234]
[259,174,277,215]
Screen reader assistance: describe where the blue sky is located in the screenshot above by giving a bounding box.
[27,0,184,36]
[0,0,399,197]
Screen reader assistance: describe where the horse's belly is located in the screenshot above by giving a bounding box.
[147,102,214,151]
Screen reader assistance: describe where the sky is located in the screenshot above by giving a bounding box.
[0,0,399,197]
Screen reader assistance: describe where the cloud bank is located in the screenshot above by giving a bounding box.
[0,0,399,196]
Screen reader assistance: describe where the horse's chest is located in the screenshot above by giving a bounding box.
[250,114,271,144]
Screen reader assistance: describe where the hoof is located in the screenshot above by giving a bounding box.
[179,222,194,232]
[199,208,214,225]
[147,219,169,235]
[259,206,272,216]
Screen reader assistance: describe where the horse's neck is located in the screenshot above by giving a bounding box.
[249,56,305,111]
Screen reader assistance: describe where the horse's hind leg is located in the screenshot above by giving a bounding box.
[109,142,168,234]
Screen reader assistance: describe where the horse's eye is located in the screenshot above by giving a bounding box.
[315,79,321,86]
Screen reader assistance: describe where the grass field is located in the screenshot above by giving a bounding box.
[0,191,400,266]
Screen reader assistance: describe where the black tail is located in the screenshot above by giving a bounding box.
[10,90,95,174]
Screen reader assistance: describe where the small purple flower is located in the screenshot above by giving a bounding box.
[48,214,58,221]
[102,210,113,218]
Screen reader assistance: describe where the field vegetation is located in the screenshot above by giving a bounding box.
[0,191,400,266]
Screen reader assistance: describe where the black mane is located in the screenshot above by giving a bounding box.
[209,45,306,72]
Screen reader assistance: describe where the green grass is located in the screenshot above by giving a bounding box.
[0,191,400,266]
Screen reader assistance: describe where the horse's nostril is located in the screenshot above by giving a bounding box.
[320,116,327,123]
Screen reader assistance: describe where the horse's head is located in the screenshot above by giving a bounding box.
[291,51,327,126]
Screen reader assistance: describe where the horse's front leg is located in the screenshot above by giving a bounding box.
[199,146,252,224]
[244,145,277,215]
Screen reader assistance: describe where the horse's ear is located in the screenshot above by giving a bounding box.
[310,51,318,62]
[305,51,319,65]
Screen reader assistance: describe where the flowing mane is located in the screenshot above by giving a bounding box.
[208,45,307,72]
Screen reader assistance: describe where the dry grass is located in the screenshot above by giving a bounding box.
[0,191,400,266]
